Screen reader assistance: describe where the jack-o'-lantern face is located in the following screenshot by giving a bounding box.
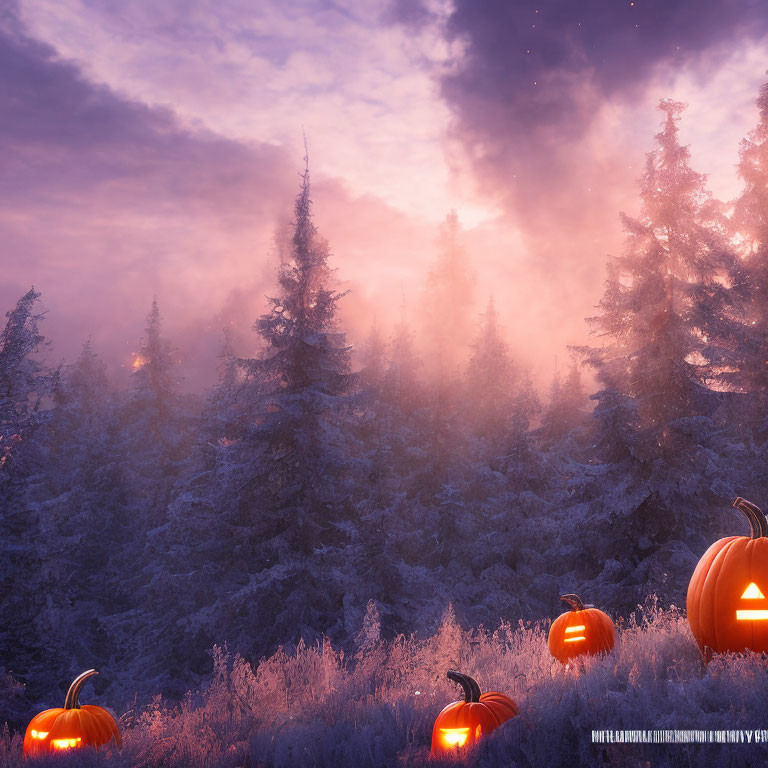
[548,595,615,664]
[736,582,768,621]
[430,672,518,756]
[562,623,587,644]
[688,498,768,658]
[23,670,121,757]
[437,726,478,749]
[28,729,81,751]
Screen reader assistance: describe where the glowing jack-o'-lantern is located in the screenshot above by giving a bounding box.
[548,594,615,664]
[430,671,518,755]
[687,497,768,657]
[23,670,121,757]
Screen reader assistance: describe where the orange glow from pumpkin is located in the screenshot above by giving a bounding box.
[736,610,768,620]
[564,624,587,642]
[51,737,82,750]
[30,730,48,740]
[741,583,765,599]
[439,727,470,748]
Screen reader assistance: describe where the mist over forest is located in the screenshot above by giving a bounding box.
[4,77,768,707]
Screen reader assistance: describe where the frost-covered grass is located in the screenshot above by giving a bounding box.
[5,601,768,767]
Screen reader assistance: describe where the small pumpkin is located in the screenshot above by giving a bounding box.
[548,594,615,663]
[430,670,518,755]
[687,497,768,658]
[23,669,121,756]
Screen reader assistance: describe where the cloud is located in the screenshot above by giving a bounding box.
[17,0,493,225]
[385,0,768,376]
[437,0,768,157]
[12,0,768,395]
[0,1,451,390]
[410,0,768,230]
[0,1,302,387]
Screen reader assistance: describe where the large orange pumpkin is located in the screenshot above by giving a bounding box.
[430,670,518,755]
[687,497,768,658]
[548,594,615,664]
[23,669,121,756]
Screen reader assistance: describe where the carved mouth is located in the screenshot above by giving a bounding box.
[736,610,768,620]
[564,625,586,642]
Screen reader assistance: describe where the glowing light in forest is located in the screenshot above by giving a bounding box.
[132,355,146,371]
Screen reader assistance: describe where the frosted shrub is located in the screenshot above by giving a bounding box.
[5,602,768,767]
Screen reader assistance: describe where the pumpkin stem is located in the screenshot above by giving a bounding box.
[733,498,768,539]
[446,671,482,703]
[561,594,586,611]
[64,669,98,710]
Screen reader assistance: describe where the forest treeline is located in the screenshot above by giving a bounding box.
[3,84,768,718]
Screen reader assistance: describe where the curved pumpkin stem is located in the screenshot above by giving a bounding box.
[733,497,768,539]
[64,669,98,710]
[561,594,586,612]
[446,671,482,703]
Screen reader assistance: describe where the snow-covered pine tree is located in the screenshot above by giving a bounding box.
[564,100,749,613]
[121,297,189,528]
[94,298,195,696]
[732,75,768,433]
[383,309,422,415]
[136,162,364,695]
[359,322,386,395]
[127,298,183,442]
[540,358,588,444]
[582,100,740,460]
[358,309,429,504]
[466,297,515,447]
[33,342,131,692]
[250,162,358,554]
[0,288,51,477]
[0,289,56,696]
[203,326,246,443]
[421,212,476,475]
[423,211,476,384]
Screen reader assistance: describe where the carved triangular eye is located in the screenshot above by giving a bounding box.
[741,582,765,599]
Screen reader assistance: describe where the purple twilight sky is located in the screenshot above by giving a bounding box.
[2,0,768,389]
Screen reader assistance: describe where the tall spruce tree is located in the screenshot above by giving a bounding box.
[732,75,768,429]
[0,289,51,475]
[540,359,587,443]
[138,162,362,694]
[423,211,476,383]
[359,322,386,396]
[0,289,56,695]
[422,212,476,472]
[583,100,740,460]
[33,342,130,692]
[383,309,422,414]
[466,297,515,445]
[566,100,748,612]
[250,162,357,553]
[120,298,189,533]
